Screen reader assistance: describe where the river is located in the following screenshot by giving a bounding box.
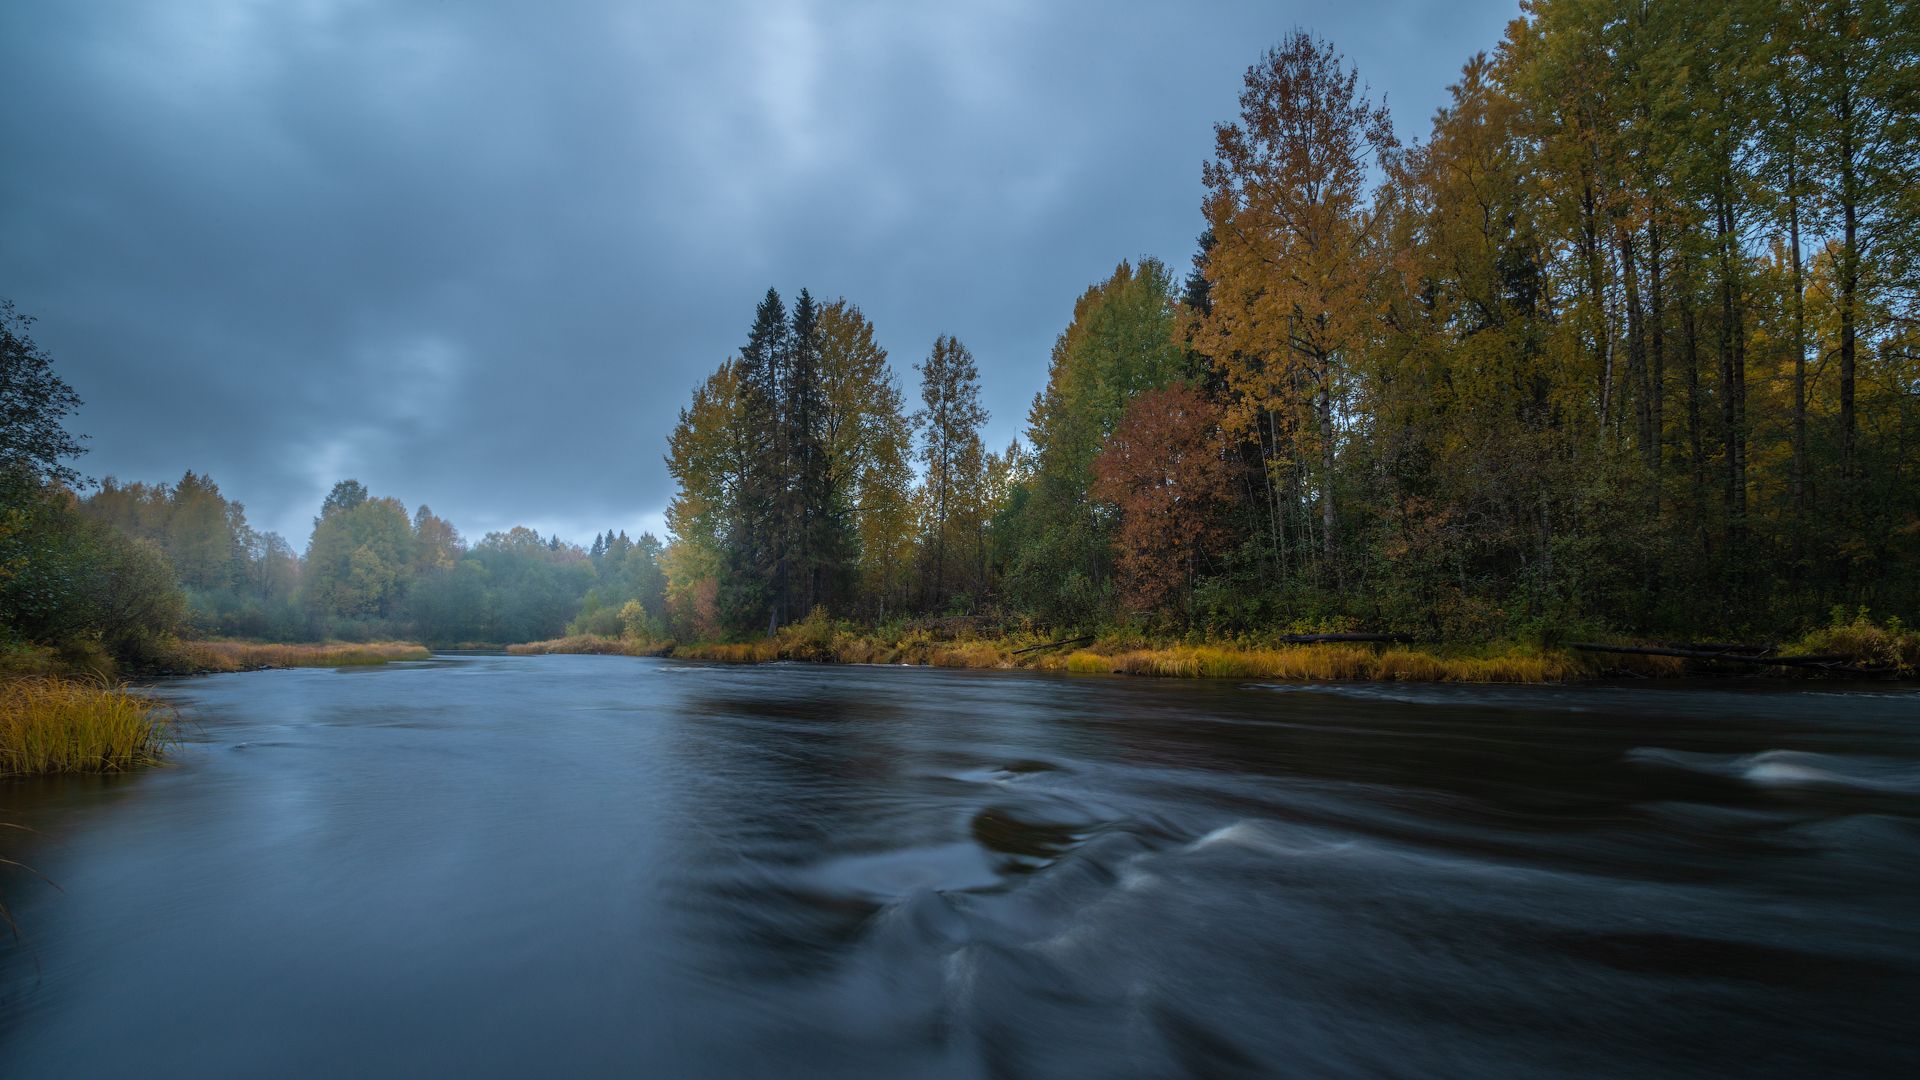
[3,655,1917,1077]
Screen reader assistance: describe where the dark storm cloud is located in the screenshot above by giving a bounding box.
[1,0,1518,546]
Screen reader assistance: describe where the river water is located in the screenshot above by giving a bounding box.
[2,655,1917,1077]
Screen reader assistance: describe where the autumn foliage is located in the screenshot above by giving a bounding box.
[1092,384,1234,619]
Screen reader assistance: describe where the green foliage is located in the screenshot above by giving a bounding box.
[0,475,186,669]
[0,299,87,489]
[914,334,990,609]
[302,484,415,620]
[999,260,1187,624]
[1788,608,1920,673]
[81,472,307,639]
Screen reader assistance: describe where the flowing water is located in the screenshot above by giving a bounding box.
[3,655,1917,1077]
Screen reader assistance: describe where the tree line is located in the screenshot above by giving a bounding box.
[657,2,1919,641]
[4,291,674,659]
[662,288,1008,637]
[7,1,1916,663]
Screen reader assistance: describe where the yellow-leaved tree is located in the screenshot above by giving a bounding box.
[1197,29,1395,581]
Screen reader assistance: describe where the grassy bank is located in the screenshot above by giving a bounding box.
[1,676,174,777]
[518,621,1590,683]
[512,609,1916,683]
[4,638,433,678]
[163,640,431,673]
[1030,644,1585,682]
[505,635,668,657]
[673,636,1585,682]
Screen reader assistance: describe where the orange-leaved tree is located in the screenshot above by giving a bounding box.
[1091,383,1235,621]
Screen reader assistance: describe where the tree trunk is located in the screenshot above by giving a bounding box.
[1679,262,1708,550]
[1715,188,1747,551]
[1787,127,1809,520]
[1647,219,1666,492]
[1317,357,1335,574]
[1837,72,1859,489]
[1619,222,1652,464]
[1583,183,1613,435]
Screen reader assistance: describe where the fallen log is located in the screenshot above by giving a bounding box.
[1665,641,1777,656]
[1011,635,1096,656]
[1568,642,1888,675]
[1274,633,1417,645]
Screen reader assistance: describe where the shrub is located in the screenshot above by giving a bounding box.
[1787,609,1920,673]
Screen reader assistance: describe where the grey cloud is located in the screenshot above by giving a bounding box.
[1,0,1517,546]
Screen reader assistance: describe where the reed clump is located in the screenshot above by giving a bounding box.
[171,640,430,672]
[0,676,174,776]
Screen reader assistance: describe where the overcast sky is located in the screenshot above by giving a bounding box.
[2,0,1518,547]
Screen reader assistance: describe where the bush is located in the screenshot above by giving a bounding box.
[1787,609,1920,673]
[0,479,186,668]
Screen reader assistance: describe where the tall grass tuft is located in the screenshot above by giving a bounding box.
[1,677,174,776]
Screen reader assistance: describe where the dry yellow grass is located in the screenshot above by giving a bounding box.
[521,620,1585,684]
[0,676,174,776]
[1034,643,1578,683]
[506,635,667,657]
[677,640,783,664]
[174,640,430,672]
[929,641,1008,669]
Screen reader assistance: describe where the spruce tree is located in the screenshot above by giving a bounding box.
[729,288,790,632]
[787,288,848,615]
[914,335,989,609]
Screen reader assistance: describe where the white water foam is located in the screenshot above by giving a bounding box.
[1628,747,1920,795]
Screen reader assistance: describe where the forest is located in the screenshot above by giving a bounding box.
[4,0,1917,674]
[652,2,1920,646]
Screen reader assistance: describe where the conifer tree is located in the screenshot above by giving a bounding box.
[914,335,989,609]
[786,288,830,615]
[730,288,789,632]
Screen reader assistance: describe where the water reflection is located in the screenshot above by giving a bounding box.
[3,657,1917,1077]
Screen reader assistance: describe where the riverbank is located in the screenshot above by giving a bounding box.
[509,631,1606,683]
[510,610,1918,683]
[1,640,428,778]
[160,640,431,674]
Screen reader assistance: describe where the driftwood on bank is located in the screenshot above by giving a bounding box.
[1568,642,1888,675]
